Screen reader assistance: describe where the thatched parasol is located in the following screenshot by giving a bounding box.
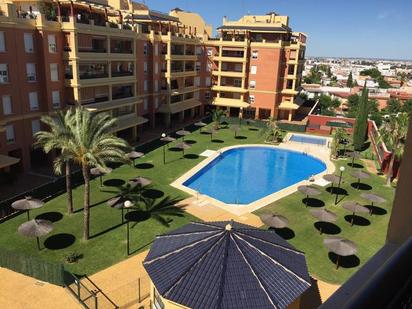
[90,167,112,186]
[342,201,369,226]
[323,174,342,193]
[18,219,53,250]
[194,121,207,133]
[324,236,357,269]
[176,130,190,141]
[260,214,289,229]
[297,185,321,207]
[127,151,144,167]
[360,193,387,215]
[12,197,44,221]
[346,151,360,165]
[310,208,337,234]
[350,170,370,189]
[175,142,191,156]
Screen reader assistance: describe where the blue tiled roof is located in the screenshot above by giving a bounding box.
[143,221,311,309]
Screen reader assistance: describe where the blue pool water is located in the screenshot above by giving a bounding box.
[183,147,326,204]
[289,134,327,146]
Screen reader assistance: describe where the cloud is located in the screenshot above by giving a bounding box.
[377,11,389,19]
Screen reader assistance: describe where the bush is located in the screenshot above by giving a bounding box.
[277,121,306,132]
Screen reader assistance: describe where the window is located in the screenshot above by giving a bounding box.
[143,98,148,111]
[155,62,158,74]
[155,97,159,109]
[154,80,159,92]
[195,62,201,72]
[205,91,211,99]
[29,92,39,110]
[207,62,212,72]
[207,48,213,57]
[288,65,295,75]
[286,80,294,89]
[290,50,297,60]
[234,79,242,87]
[0,32,5,52]
[0,64,9,83]
[48,34,56,53]
[205,77,211,87]
[154,44,158,56]
[31,119,41,136]
[52,91,60,108]
[2,95,12,115]
[248,95,255,104]
[194,91,199,99]
[6,125,15,143]
[50,63,58,81]
[24,33,34,53]
[144,62,148,73]
[143,43,148,55]
[250,65,257,75]
[249,80,256,89]
[251,50,258,59]
[144,80,148,92]
[235,64,242,72]
[195,46,202,55]
[26,63,36,81]
[194,76,200,87]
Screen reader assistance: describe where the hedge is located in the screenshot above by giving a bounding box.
[0,247,65,286]
[277,121,307,132]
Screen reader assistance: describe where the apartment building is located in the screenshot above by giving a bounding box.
[0,1,306,174]
[207,14,306,120]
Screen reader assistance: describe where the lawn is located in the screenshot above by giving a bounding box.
[254,158,395,284]
[0,122,395,285]
[0,123,264,275]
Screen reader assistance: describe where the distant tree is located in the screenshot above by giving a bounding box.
[379,113,409,185]
[401,99,412,115]
[211,109,227,129]
[304,66,322,84]
[347,72,353,88]
[397,72,408,86]
[260,118,283,143]
[346,94,360,118]
[385,99,402,114]
[318,94,340,116]
[327,66,332,78]
[353,84,369,151]
[360,68,390,88]
[332,128,348,158]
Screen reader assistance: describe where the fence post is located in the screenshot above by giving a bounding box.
[76,279,81,301]
[138,277,141,303]
[94,291,98,309]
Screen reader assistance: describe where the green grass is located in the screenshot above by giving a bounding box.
[254,158,394,284]
[0,124,263,275]
[0,124,395,285]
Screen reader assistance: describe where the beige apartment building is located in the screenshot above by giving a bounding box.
[0,0,306,173]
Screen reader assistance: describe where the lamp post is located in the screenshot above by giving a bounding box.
[335,166,345,205]
[124,200,133,255]
[161,133,166,164]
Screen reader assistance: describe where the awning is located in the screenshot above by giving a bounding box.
[0,154,20,169]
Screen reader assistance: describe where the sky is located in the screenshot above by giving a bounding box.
[145,0,412,60]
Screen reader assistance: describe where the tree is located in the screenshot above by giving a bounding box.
[332,128,347,158]
[65,107,130,240]
[385,99,401,114]
[318,94,340,116]
[347,72,353,88]
[211,109,227,129]
[353,84,369,150]
[35,111,75,214]
[260,118,283,143]
[379,113,409,186]
[304,66,322,84]
[401,99,412,115]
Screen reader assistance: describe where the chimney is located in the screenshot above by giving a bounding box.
[223,16,227,24]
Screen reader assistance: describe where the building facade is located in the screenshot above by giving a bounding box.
[0,1,306,173]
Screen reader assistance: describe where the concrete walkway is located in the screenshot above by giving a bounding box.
[0,267,81,309]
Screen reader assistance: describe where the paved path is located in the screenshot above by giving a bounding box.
[0,267,80,309]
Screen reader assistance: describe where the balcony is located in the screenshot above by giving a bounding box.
[111,71,133,77]
[213,70,244,78]
[212,97,249,108]
[212,85,247,93]
[110,39,133,54]
[112,85,134,100]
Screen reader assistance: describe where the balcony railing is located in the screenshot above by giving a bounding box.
[78,47,107,53]
[112,92,133,100]
[111,71,133,77]
[79,72,108,80]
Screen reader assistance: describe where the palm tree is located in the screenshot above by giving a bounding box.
[66,107,130,240]
[379,113,409,186]
[332,128,347,159]
[211,109,227,129]
[260,118,283,143]
[35,110,75,214]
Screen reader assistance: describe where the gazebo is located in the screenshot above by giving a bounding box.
[144,221,311,309]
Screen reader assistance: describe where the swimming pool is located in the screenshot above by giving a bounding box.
[183,146,326,204]
[289,134,327,146]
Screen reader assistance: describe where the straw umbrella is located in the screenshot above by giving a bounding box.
[322,174,341,193]
[324,236,357,269]
[231,125,241,138]
[127,151,144,167]
[346,151,360,166]
[107,195,127,223]
[360,193,387,215]
[160,133,176,164]
[206,127,218,141]
[309,208,337,234]
[18,219,53,250]
[260,214,289,229]
[12,197,44,221]
[176,129,190,141]
[342,201,369,226]
[129,176,152,202]
[297,185,321,207]
[90,167,112,186]
[350,170,370,189]
[175,142,191,156]
[194,121,207,133]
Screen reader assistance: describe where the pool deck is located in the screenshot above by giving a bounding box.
[172,140,334,216]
